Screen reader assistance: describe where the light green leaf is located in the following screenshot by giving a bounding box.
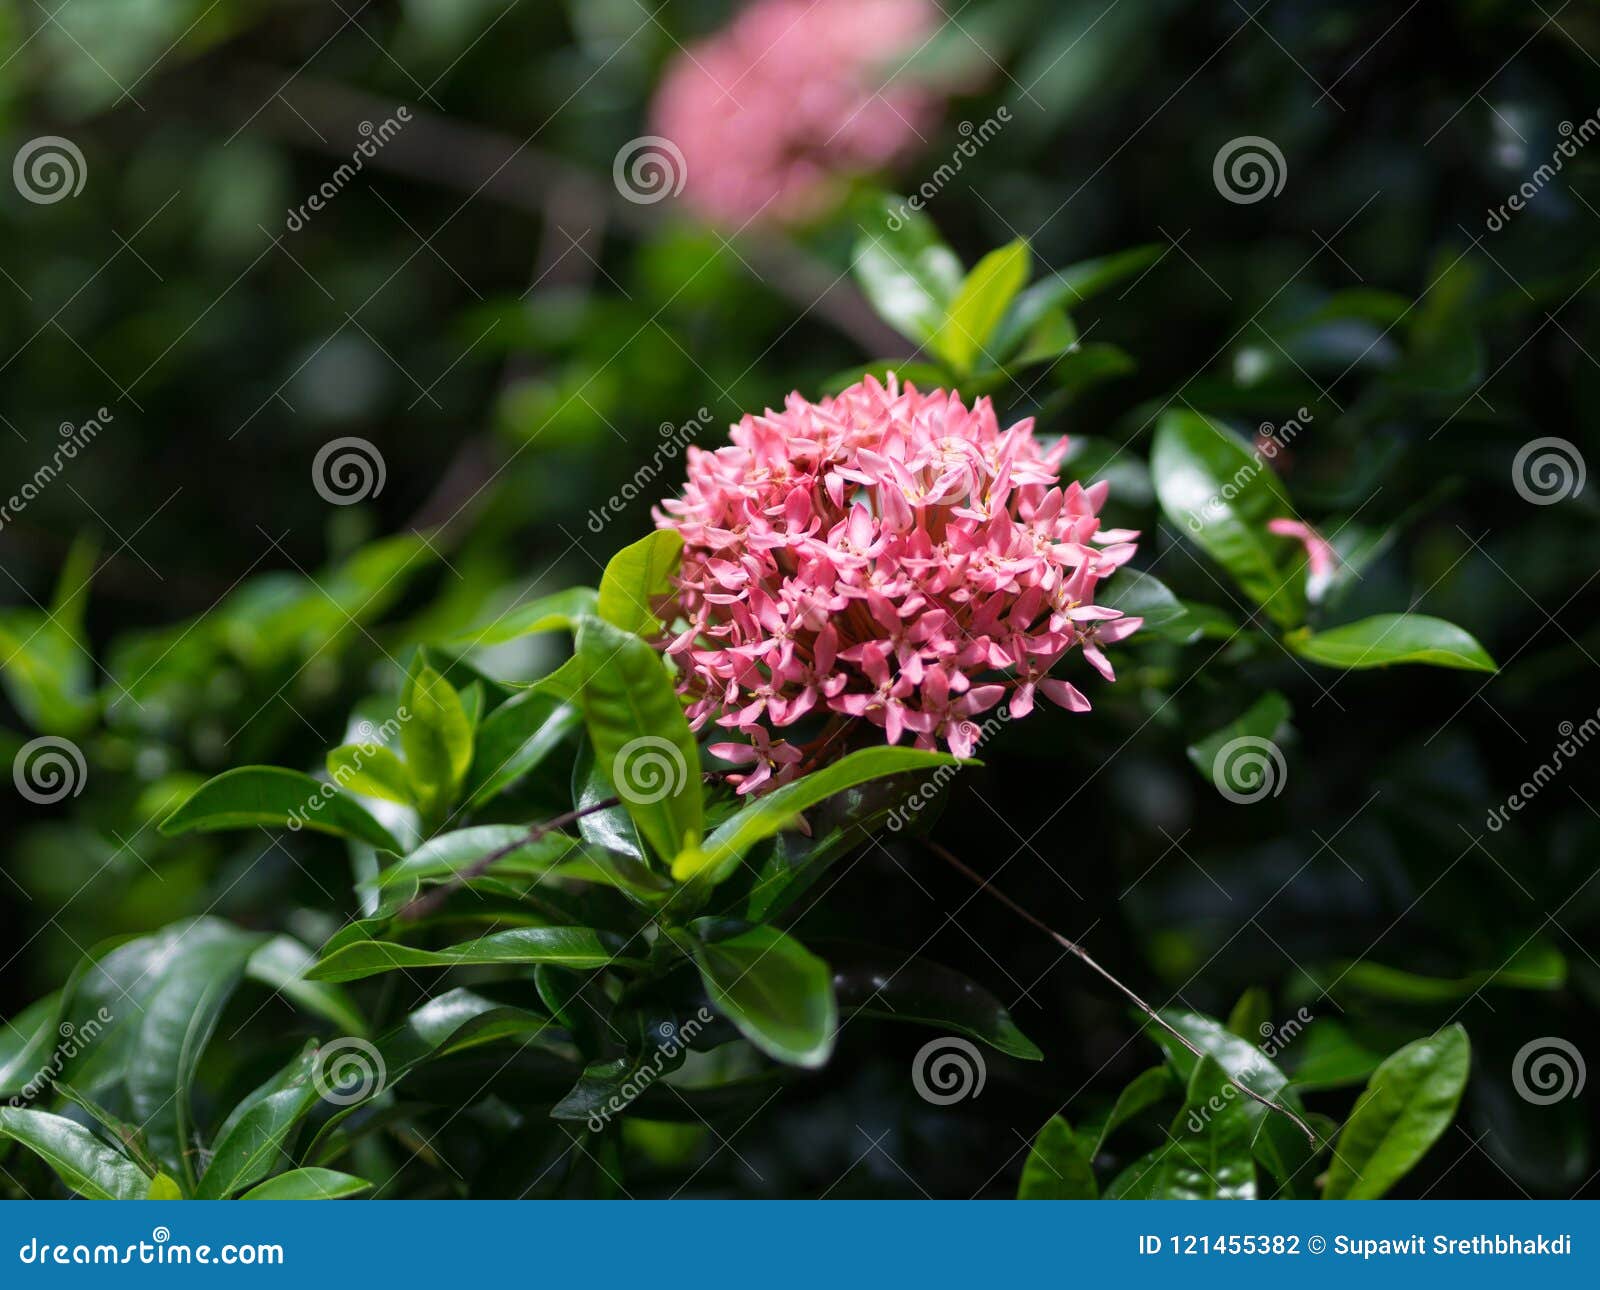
[852,198,964,345]
[241,1168,372,1200]
[576,616,703,864]
[682,746,961,885]
[1323,1025,1470,1199]
[401,663,474,807]
[1108,1056,1257,1199]
[307,927,639,983]
[1288,614,1496,672]
[159,766,402,852]
[597,530,683,638]
[464,690,579,807]
[1018,1115,1098,1198]
[326,743,413,806]
[1151,410,1302,626]
[935,239,1030,373]
[145,1174,183,1199]
[690,924,837,1068]
[0,1108,151,1200]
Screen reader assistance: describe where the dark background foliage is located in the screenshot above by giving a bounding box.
[2,0,1596,1197]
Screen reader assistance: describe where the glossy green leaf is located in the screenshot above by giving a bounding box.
[1098,569,1189,643]
[1288,614,1496,672]
[576,616,703,864]
[1151,410,1302,626]
[326,743,413,806]
[935,239,1030,372]
[682,746,961,884]
[1018,1116,1098,1198]
[1186,692,1291,798]
[597,529,683,637]
[126,920,264,1185]
[159,766,402,852]
[241,1168,372,1200]
[307,927,638,983]
[197,1043,320,1199]
[0,991,63,1096]
[1109,1056,1257,1198]
[0,1108,151,1200]
[465,690,580,807]
[1323,1025,1470,1199]
[690,924,837,1068]
[402,663,474,806]
[852,198,964,346]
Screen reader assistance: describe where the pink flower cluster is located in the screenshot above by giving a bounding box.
[654,375,1142,793]
[649,0,941,227]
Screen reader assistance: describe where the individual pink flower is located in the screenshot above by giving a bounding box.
[653,374,1142,779]
[1268,518,1337,595]
[648,0,941,227]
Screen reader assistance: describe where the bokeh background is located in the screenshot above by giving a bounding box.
[2,0,1597,1197]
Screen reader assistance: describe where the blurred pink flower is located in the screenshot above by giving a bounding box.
[654,374,1142,786]
[649,0,942,227]
[1268,517,1337,590]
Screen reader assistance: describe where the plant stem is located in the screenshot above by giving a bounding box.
[927,841,1318,1147]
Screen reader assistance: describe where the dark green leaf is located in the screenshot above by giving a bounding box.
[0,1108,151,1200]
[690,924,837,1068]
[307,927,639,982]
[159,766,402,852]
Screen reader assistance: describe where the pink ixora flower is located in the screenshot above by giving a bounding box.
[653,374,1143,790]
[648,0,942,227]
[1268,517,1337,592]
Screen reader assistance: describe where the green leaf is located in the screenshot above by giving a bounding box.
[401,663,474,807]
[1010,308,1077,368]
[1083,1066,1176,1155]
[307,927,639,983]
[1227,987,1272,1041]
[682,746,961,884]
[1323,1025,1471,1199]
[1287,614,1496,672]
[990,244,1160,357]
[196,1043,320,1198]
[828,944,1042,1060]
[53,1082,165,1178]
[126,920,264,1186]
[576,616,703,864]
[1281,1018,1388,1092]
[597,530,683,637]
[241,1168,373,1199]
[1098,569,1188,642]
[690,924,837,1068]
[1050,343,1137,399]
[0,1108,151,1200]
[1018,1115,1098,1198]
[464,690,580,807]
[159,766,402,852]
[0,991,64,1095]
[1185,692,1291,800]
[245,936,367,1037]
[852,197,964,346]
[448,586,598,646]
[1109,1056,1257,1199]
[1151,410,1302,626]
[0,536,98,734]
[326,743,413,806]
[145,1174,184,1199]
[935,240,1030,373]
[375,825,576,886]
